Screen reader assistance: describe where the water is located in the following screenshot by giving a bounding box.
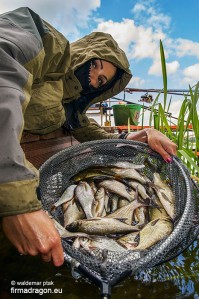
[0,233,198,299]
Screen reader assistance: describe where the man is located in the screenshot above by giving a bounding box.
[0,7,177,266]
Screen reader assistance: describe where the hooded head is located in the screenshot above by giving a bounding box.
[63,32,132,106]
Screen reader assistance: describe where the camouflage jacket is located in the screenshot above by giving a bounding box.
[0,7,132,216]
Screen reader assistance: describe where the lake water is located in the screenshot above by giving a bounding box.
[0,233,198,299]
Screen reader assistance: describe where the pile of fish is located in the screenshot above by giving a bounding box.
[51,161,175,253]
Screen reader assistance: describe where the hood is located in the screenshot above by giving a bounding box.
[64,32,132,106]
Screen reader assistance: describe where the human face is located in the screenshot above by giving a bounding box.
[89,59,117,89]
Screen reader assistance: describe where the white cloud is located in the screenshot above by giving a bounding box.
[131,0,171,30]
[0,0,100,39]
[132,3,146,13]
[173,38,199,59]
[148,59,180,76]
[128,76,145,88]
[183,63,199,85]
[93,18,166,61]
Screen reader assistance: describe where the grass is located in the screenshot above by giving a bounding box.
[146,40,199,178]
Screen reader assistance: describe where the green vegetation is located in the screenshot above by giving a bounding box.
[148,40,199,177]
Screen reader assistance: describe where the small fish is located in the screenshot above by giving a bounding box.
[51,184,77,210]
[127,181,149,200]
[92,187,106,217]
[89,181,97,194]
[118,198,129,208]
[62,199,85,227]
[71,165,145,183]
[110,194,120,213]
[75,181,95,218]
[109,168,146,184]
[149,198,169,220]
[117,231,139,248]
[51,218,94,239]
[153,173,175,219]
[66,217,140,235]
[119,217,173,250]
[98,179,134,202]
[76,236,126,252]
[71,169,113,182]
[109,161,145,170]
[105,189,148,226]
[134,206,149,226]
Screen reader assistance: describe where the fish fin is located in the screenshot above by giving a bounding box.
[114,218,128,223]
[160,191,173,203]
[84,217,101,222]
[151,218,160,226]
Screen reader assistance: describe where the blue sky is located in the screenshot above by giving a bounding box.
[0,0,199,117]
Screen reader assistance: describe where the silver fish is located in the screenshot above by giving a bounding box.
[75,181,95,218]
[66,217,140,235]
[118,198,129,208]
[117,231,139,248]
[77,236,126,252]
[153,173,175,219]
[63,199,85,227]
[89,181,97,194]
[105,192,147,226]
[134,206,149,226]
[51,184,77,210]
[149,198,169,220]
[110,194,120,213]
[92,187,105,217]
[52,218,94,239]
[109,161,145,170]
[128,181,149,200]
[110,168,146,184]
[119,217,173,250]
[98,179,134,202]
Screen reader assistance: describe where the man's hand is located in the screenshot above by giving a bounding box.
[126,128,177,162]
[2,209,64,266]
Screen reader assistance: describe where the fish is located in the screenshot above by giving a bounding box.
[51,184,77,210]
[134,206,149,226]
[66,217,140,235]
[149,198,169,220]
[71,169,114,182]
[62,199,85,227]
[118,217,173,250]
[71,164,145,183]
[153,173,175,219]
[109,168,146,184]
[92,187,106,217]
[118,198,129,208]
[97,179,134,202]
[117,231,139,248]
[127,181,149,200]
[75,236,126,252]
[105,190,148,226]
[51,218,95,240]
[75,181,95,218]
[89,181,97,194]
[110,194,120,212]
[108,161,145,170]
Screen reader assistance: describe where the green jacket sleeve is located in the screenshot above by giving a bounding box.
[0,33,42,217]
[72,116,120,142]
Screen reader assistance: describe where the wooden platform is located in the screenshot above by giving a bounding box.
[21,129,79,169]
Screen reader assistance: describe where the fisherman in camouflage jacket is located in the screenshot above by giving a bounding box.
[0,7,177,265]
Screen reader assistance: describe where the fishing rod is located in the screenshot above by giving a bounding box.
[124,87,198,96]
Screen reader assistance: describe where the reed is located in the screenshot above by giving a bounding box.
[148,41,199,177]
